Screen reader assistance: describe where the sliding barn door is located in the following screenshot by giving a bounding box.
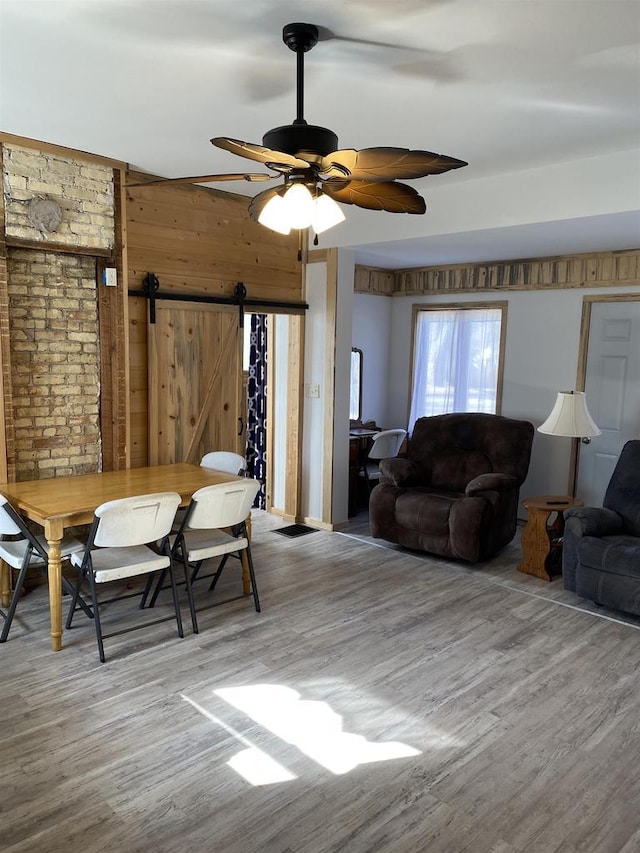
[148,302,243,465]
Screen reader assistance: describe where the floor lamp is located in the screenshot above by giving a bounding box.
[538,390,601,498]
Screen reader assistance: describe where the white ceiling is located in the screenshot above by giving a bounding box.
[1,0,639,268]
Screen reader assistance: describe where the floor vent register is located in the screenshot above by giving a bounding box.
[273,524,319,538]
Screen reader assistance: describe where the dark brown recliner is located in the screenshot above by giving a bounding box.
[369,413,534,562]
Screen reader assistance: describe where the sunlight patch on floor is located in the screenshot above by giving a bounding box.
[181,693,296,786]
[216,683,421,776]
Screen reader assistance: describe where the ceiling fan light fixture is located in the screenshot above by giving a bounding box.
[258,194,291,235]
[311,192,345,234]
[282,182,315,228]
[257,183,345,237]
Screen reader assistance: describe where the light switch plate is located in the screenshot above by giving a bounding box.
[103,267,117,287]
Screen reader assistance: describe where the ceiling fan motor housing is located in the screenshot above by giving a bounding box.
[282,23,319,53]
[262,123,338,160]
[266,23,338,161]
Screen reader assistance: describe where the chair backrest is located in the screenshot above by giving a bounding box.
[200,451,246,476]
[0,494,49,560]
[0,494,24,537]
[187,479,261,530]
[409,413,534,491]
[368,429,407,461]
[94,492,181,548]
[603,439,640,535]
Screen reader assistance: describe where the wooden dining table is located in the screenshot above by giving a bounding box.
[0,463,248,651]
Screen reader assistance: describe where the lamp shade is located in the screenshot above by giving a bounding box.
[257,194,291,235]
[311,193,345,234]
[258,185,345,236]
[282,183,315,228]
[538,391,601,437]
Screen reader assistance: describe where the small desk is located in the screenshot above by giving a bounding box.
[0,463,245,650]
[518,495,583,582]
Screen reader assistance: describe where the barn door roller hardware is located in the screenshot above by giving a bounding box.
[130,274,308,326]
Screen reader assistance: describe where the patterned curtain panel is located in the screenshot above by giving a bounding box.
[247,313,268,508]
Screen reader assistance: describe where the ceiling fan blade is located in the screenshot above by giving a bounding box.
[318,147,467,182]
[315,26,462,85]
[248,186,285,222]
[125,173,274,188]
[323,180,426,214]
[316,25,421,52]
[212,137,310,172]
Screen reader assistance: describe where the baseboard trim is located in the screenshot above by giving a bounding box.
[268,508,296,522]
[302,517,334,532]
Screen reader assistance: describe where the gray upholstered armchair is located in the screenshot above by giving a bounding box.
[369,413,534,562]
[563,439,640,615]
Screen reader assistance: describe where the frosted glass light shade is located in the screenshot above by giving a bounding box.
[282,183,314,228]
[257,185,345,236]
[538,391,601,437]
[312,193,345,234]
[258,194,291,235]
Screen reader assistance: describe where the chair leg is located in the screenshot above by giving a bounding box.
[65,567,87,629]
[0,557,31,643]
[0,558,93,641]
[62,574,93,621]
[243,544,261,613]
[184,557,200,635]
[86,571,106,663]
[145,568,167,608]
[140,572,157,609]
[167,560,184,639]
[146,554,200,609]
[208,555,229,591]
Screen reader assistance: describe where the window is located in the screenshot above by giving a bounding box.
[408,303,506,433]
[350,348,363,421]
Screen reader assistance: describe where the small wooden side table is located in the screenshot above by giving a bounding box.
[518,495,583,582]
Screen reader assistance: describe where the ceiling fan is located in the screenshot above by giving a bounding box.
[129,22,467,240]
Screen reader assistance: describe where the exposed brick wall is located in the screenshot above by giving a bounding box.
[7,249,101,479]
[0,146,15,482]
[2,143,114,250]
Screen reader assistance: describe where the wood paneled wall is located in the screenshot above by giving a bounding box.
[353,265,395,296]
[125,176,303,467]
[355,249,640,296]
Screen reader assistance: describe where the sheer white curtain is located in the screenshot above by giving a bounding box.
[408,308,502,433]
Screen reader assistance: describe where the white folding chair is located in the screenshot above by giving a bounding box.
[172,451,247,532]
[199,451,246,476]
[171,479,261,634]
[360,428,407,490]
[0,494,86,642]
[65,491,183,662]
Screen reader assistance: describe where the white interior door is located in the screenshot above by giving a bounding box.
[577,298,640,506]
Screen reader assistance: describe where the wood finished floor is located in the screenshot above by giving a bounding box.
[2,510,640,853]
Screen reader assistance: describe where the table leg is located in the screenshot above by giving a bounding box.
[241,514,253,595]
[46,533,63,651]
[519,508,554,581]
[1,559,10,608]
